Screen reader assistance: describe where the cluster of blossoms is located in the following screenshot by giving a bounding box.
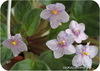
[2,2,98,70]
[40,3,98,69]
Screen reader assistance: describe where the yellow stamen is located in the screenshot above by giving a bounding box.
[82,51,88,55]
[59,41,63,45]
[11,41,17,45]
[52,10,57,14]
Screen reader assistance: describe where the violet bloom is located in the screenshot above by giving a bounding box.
[40,3,69,29]
[46,31,75,59]
[66,20,88,43]
[72,42,98,69]
[2,34,27,57]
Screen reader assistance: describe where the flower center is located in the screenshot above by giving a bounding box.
[52,10,58,14]
[11,41,17,45]
[59,40,66,45]
[72,29,80,37]
[82,51,88,55]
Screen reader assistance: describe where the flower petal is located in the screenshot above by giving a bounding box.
[46,39,59,51]
[15,34,22,40]
[54,47,63,59]
[49,15,60,29]
[69,20,80,30]
[87,46,98,58]
[11,41,27,57]
[2,39,13,49]
[55,3,65,11]
[63,45,76,55]
[79,23,85,31]
[79,32,88,40]
[76,44,83,54]
[82,56,92,69]
[11,47,20,57]
[46,4,56,10]
[57,31,74,44]
[72,54,83,67]
[58,11,69,23]
[57,31,67,40]
[17,41,27,51]
[74,37,82,43]
[40,9,52,20]
[66,29,73,35]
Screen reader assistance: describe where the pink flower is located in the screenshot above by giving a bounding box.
[2,34,27,57]
[72,42,98,69]
[40,3,69,29]
[66,20,88,43]
[46,31,75,59]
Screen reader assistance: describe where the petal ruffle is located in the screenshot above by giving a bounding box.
[69,20,79,29]
[55,3,65,11]
[46,39,59,51]
[74,37,82,43]
[76,44,83,54]
[40,9,52,20]
[79,32,88,40]
[66,29,73,35]
[17,41,27,51]
[63,45,76,55]
[11,47,21,57]
[58,11,69,23]
[54,47,63,59]
[49,15,60,29]
[2,39,13,49]
[15,34,22,40]
[87,46,98,58]
[46,4,56,10]
[79,23,85,31]
[82,56,92,69]
[72,54,83,67]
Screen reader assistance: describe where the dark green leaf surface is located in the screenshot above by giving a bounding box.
[21,8,42,36]
[14,1,31,22]
[33,60,51,70]
[11,59,50,70]
[1,47,13,65]
[1,1,18,16]
[0,23,14,65]
[11,59,34,70]
[71,0,99,36]
[39,50,75,70]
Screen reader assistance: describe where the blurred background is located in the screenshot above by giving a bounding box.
[0,0,99,70]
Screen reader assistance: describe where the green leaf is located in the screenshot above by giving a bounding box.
[14,1,31,22]
[71,0,99,36]
[39,50,75,70]
[11,59,51,70]
[33,60,51,70]
[11,59,34,70]
[1,1,18,16]
[1,46,14,65]
[0,23,14,65]
[0,23,7,42]
[21,8,42,36]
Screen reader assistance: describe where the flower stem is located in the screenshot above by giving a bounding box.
[7,0,12,39]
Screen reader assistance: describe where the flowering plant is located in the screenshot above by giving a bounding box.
[0,0,99,70]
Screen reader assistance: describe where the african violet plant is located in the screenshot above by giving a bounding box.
[0,0,99,70]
